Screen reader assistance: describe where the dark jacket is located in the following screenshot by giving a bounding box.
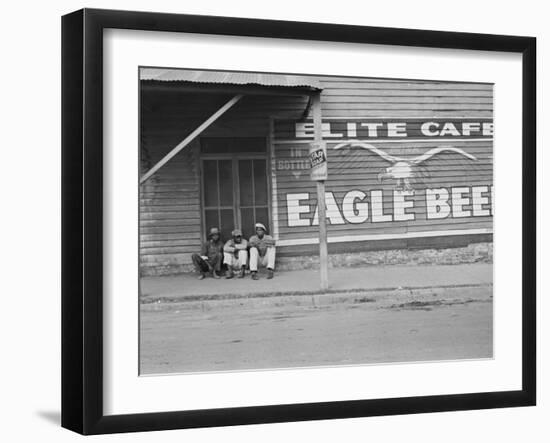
[201,239,224,262]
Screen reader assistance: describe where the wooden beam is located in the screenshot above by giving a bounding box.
[141,82,320,97]
[140,94,243,184]
[312,92,329,291]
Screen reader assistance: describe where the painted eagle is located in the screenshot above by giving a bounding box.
[332,140,477,191]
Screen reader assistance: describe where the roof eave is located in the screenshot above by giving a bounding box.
[140,80,321,96]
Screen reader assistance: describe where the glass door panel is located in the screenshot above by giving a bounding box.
[202,159,234,242]
[238,159,269,239]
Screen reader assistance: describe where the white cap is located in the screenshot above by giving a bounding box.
[255,222,267,232]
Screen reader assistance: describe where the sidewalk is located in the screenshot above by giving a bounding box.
[140,263,493,302]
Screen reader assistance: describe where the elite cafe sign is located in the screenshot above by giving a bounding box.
[281,119,494,228]
[294,119,494,139]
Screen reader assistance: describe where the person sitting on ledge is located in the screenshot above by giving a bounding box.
[248,222,276,280]
[223,229,248,279]
[191,227,223,280]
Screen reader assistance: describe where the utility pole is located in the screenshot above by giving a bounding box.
[310,92,329,291]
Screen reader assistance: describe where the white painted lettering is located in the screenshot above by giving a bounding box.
[439,122,461,137]
[346,122,357,138]
[393,190,415,221]
[295,122,314,138]
[451,187,472,218]
[342,190,369,223]
[387,122,407,137]
[371,190,393,222]
[462,122,480,136]
[295,122,343,138]
[426,188,451,219]
[472,186,490,216]
[421,122,439,136]
[324,123,343,138]
[286,193,311,227]
[360,122,384,137]
[482,122,494,136]
[313,192,345,225]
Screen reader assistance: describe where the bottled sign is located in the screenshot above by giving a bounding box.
[309,142,328,181]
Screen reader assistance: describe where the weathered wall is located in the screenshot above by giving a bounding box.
[276,242,493,271]
[272,77,493,249]
[139,90,305,275]
[140,76,493,276]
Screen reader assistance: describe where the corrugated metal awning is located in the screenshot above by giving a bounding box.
[140,68,323,91]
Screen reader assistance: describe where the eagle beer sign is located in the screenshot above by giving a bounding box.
[309,141,328,181]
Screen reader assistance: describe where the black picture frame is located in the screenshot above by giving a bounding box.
[61,8,536,435]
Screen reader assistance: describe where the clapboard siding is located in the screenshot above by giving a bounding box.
[321,96,493,104]
[140,75,493,274]
[315,77,492,119]
[272,76,493,247]
[139,131,201,273]
[139,90,203,273]
[319,103,493,110]
[139,88,306,274]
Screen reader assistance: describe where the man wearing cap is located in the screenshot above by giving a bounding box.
[191,227,224,279]
[248,222,276,280]
[223,229,248,279]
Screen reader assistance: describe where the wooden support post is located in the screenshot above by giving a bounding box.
[140,94,243,184]
[312,92,329,291]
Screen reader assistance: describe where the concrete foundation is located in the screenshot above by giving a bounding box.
[140,242,493,277]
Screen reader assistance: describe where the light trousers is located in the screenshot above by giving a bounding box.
[249,247,276,271]
[224,250,248,269]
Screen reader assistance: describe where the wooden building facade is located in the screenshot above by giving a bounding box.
[140,69,493,276]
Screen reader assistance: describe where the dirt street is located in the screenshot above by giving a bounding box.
[139,286,492,375]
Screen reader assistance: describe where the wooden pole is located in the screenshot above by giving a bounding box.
[312,93,329,291]
[140,94,243,184]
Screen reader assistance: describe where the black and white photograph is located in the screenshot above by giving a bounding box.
[139,67,494,375]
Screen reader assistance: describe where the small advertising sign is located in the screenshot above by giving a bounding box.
[309,141,328,181]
